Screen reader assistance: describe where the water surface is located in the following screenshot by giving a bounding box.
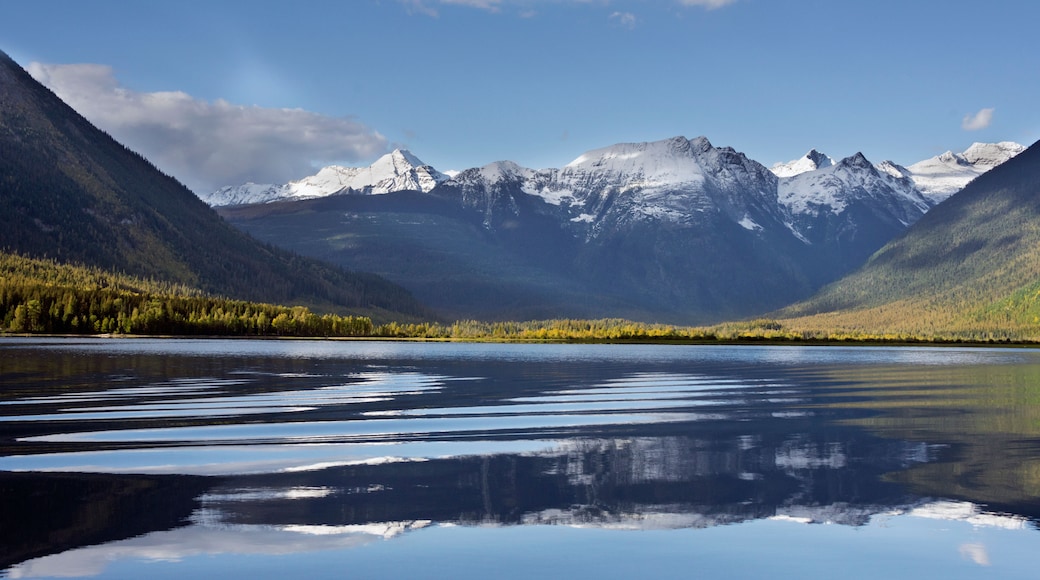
[1,338,1038,578]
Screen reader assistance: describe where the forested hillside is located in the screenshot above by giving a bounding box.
[778,140,1040,340]
[0,253,374,336]
[0,49,428,321]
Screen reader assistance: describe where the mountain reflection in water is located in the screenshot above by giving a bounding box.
[1,339,1039,578]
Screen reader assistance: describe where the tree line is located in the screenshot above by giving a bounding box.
[3,252,1034,343]
[0,253,372,336]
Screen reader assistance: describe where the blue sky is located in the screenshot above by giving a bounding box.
[2,0,1038,193]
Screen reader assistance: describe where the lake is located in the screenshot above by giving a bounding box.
[1,338,1039,578]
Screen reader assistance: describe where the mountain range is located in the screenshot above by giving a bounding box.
[214,136,1023,323]
[0,49,428,322]
[206,141,1022,210]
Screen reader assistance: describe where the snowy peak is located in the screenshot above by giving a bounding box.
[907,141,1025,201]
[342,148,450,195]
[875,160,912,180]
[778,152,929,220]
[771,149,836,177]
[962,141,1026,167]
[838,152,873,171]
[201,149,448,206]
[455,160,535,186]
[561,136,708,189]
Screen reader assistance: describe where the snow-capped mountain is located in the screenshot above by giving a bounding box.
[549,136,782,232]
[907,142,1025,201]
[772,142,1025,204]
[202,149,448,206]
[778,152,930,223]
[440,136,784,237]
[770,149,836,178]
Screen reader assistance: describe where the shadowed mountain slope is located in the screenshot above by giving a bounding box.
[0,50,427,320]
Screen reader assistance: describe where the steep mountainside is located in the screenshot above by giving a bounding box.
[779,139,1040,339]
[0,50,427,320]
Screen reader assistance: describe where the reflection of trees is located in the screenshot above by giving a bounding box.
[0,471,211,570]
[822,364,1040,513]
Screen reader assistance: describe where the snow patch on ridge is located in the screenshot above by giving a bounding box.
[908,141,1025,201]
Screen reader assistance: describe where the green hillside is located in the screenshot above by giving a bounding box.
[0,49,428,321]
[777,140,1040,340]
[0,252,374,336]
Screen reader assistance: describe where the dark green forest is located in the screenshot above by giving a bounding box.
[0,253,372,336]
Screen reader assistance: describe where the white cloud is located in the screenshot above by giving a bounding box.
[402,0,734,16]
[610,11,637,28]
[441,0,503,9]
[402,0,502,15]
[677,0,738,8]
[961,107,995,131]
[27,62,389,193]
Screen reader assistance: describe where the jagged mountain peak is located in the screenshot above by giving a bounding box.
[806,149,831,165]
[778,150,929,221]
[388,148,425,167]
[771,149,836,178]
[838,152,874,170]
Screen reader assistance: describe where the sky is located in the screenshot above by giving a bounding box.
[2,0,1039,194]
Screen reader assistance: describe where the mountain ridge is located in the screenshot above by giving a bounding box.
[206,139,1023,215]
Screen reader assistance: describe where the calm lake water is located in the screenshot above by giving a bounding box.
[1,338,1039,578]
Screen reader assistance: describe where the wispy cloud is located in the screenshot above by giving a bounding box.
[961,107,995,131]
[610,11,637,28]
[401,0,736,17]
[442,0,504,9]
[403,0,503,16]
[28,63,388,193]
[677,0,738,8]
